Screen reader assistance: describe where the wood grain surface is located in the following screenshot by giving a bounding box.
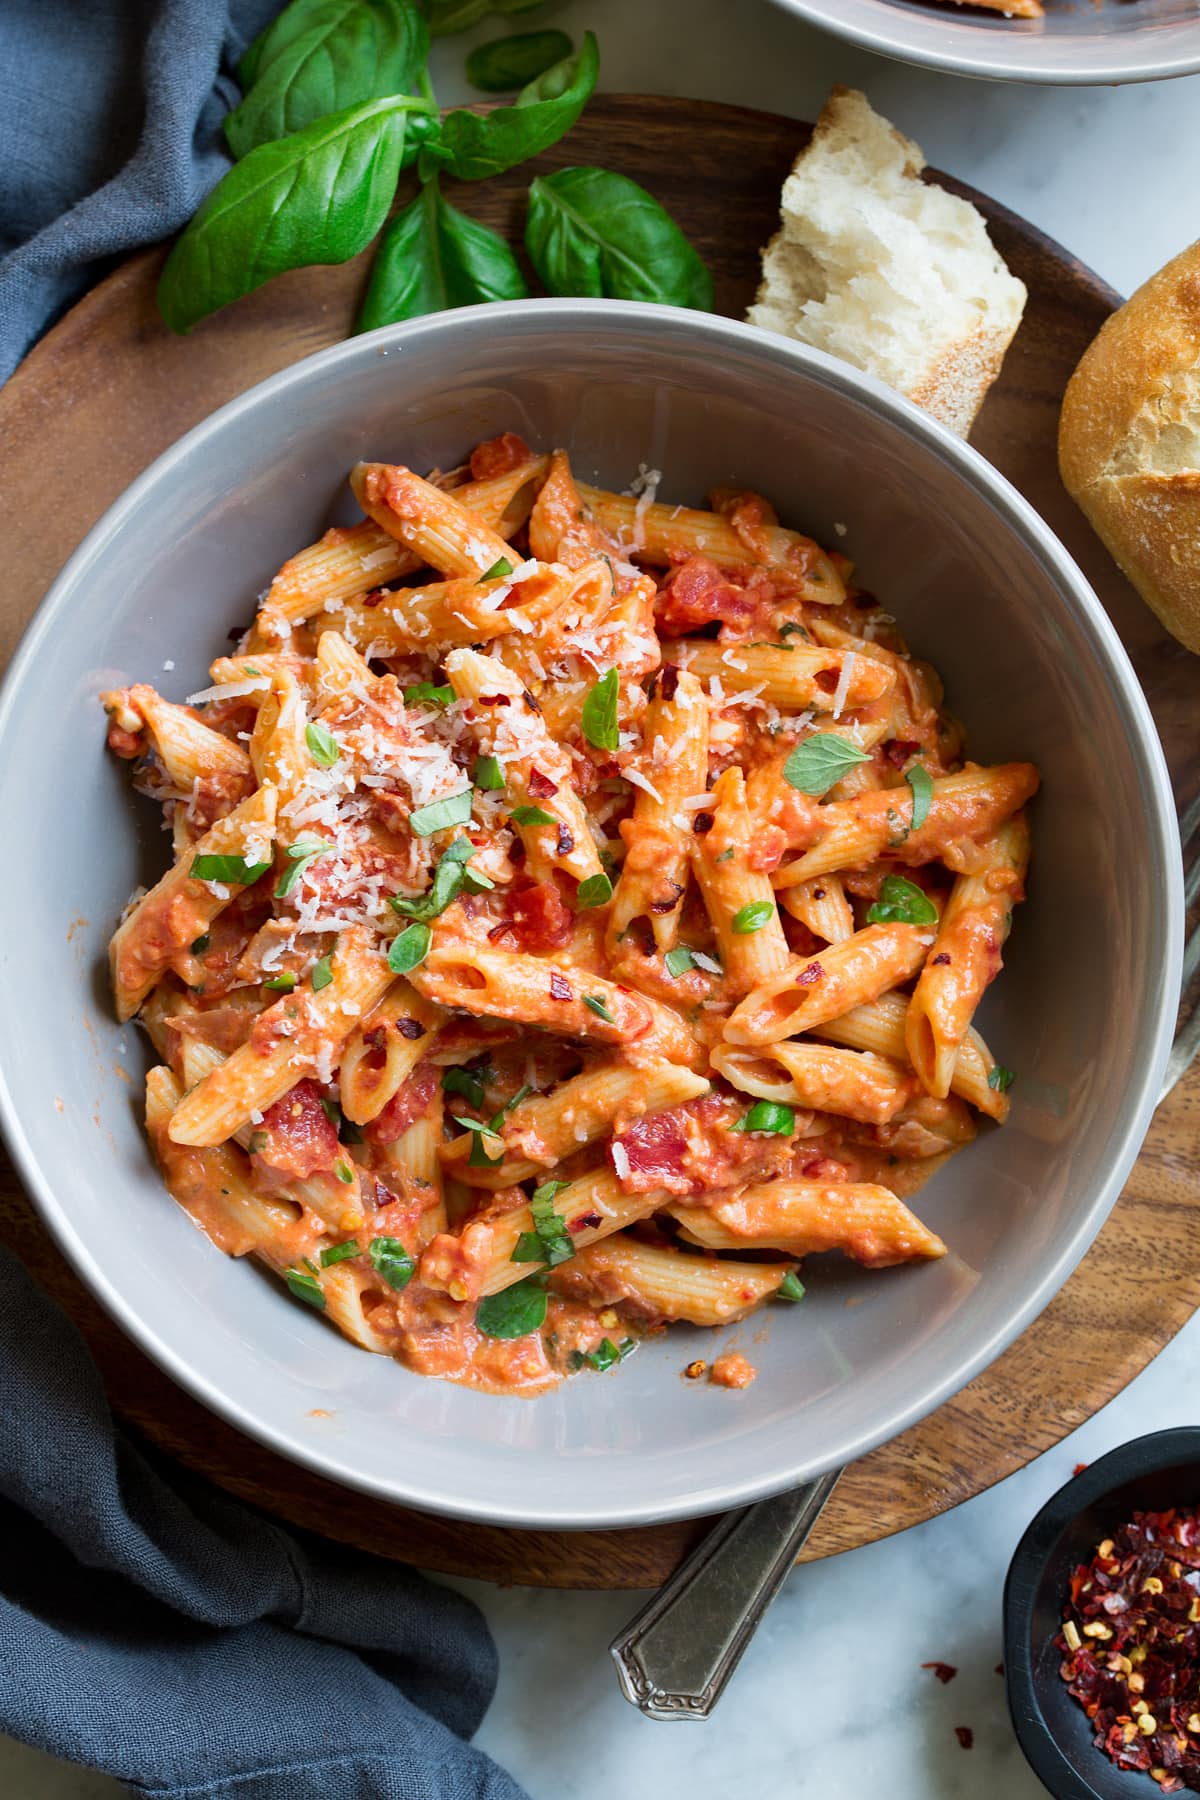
[2,95,1198,1591]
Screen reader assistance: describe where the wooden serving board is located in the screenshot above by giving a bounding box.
[2,95,1199,1590]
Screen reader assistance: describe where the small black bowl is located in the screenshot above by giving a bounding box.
[1004,1427,1200,1799]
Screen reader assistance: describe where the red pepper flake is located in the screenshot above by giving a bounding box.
[796,962,824,986]
[884,737,920,768]
[364,1027,387,1052]
[657,664,679,701]
[396,1018,425,1040]
[570,1212,602,1232]
[1057,1505,1200,1794]
[932,952,951,966]
[556,824,574,857]
[477,693,511,707]
[549,972,572,1002]
[692,812,714,835]
[362,588,388,609]
[954,1727,973,1750]
[921,1662,958,1684]
[1074,1462,1089,1477]
[522,689,541,714]
[527,766,558,799]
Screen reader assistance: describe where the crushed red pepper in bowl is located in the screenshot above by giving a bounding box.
[1057,1507,1200,1793]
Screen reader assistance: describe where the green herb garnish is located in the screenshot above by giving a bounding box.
[388,921,432,974]
[782,734,870,797]
[777,1270,806,1302]
[442,1062,492,1112]
[190,935,211,954]
[391,837,486,922]
[988,1065,1016,1094]
[906,763,933,831]
[509,804,557,827]
[511,1182,575,1268]
[581,666,619,752]
[369,1235,415,1291]
[191,852,272,885]
[664,946,695,978]
[320,1240,360,1267]
[576,871,613,909]
[582,995,615,1024]
[865,874,939,927]
[403,681,455,709]
[334,1161,354,1184]
[731,1100,795,1136]
[476,1276,548,1339]
[311,950,335,991]
[472,754,505,790]
[285,1266,325,1310]
[274,838,331,898]
[408,787,474,836]
[262,970,297,993]
[731,901,775,935]
[305,720,340,766]
[467,28,573,91]
[526,163,713,310]
[478,556,514,582]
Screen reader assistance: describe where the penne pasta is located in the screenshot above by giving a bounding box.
[724,923,931,1045]
[671,1180,945,1267]
[665,639,893,712]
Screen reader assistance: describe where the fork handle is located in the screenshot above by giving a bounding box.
[609,1468,842,1720]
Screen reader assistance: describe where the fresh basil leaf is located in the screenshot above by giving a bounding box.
[988,1065,1016,1093]
[263,970,297,992]
[275,838,331,898]
[473,754,505,790]
[285,1266,326,1309]
[190,852,272,885]
[305,720,340,766]
[777,1270,806,1302]
[664,946,695,977]
[369,1234,415,1290]
[779,622,810,642]
[732,901,775,935]
[426,0,545,34]
[581,666,619,751]
[576,871,613,909]
[403,682,455,708]
[476,1276,548,1339]
[865,874,939,927]
[390,836,482,921]
[442,1063,491,1111]
[478,556,515,582]
[190,935,211,954]
[582,994,614,1024]
[588,1337,621,1370]
[526,165,713,310]
[319,1095,342,1126]
[510,1183,575,1267]
[906,762,933,831]
[357,180,529,329]
[239,0,352,88]
[467,29,572,92]
[731,1100,795,1136]
[311,951,335,990]
[334,1160,355,1183]
[320,1239,360,1266]
[159,97,413,334]
[782,733,870,797]
[409,787,474,835]
[531,1178,569,1206]
[388,920,432,973]
[509,804,556,826]
[225,0,431,158]
[435,31,598,182]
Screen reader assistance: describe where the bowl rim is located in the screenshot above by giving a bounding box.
[768,0,1200,85]
[1004,1427,1200,1799]
[0,297,1184,1529]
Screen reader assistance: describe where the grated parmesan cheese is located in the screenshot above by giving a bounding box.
[611,1140,631,1180]
[186,676,269,704]
[624,768,665,805]
[831,651,856,721]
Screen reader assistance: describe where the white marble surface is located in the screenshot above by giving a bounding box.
[6,3,1200,1795]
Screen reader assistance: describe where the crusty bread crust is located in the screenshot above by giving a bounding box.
[1059,240,1200,654]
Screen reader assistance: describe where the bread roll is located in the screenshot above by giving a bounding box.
[747,87,1027,440]
[1059,240,1200,654]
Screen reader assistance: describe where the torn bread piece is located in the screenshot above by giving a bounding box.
[747,87,1027,439]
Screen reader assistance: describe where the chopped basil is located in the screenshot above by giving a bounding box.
[391,837,486,922]
[190,934,211,954]
[473,753,505,790]
[731,1100,795,1136]
[388,920,432,974]
[247,1130,269,1154]
[509,804,556,826]
[478,555,514,582]
[369,1235,415,1291]
[731,901,775,935]
[581,666,619,752]
[262,970,296,993]
[511,1181,575,1267]
[442,1063,492,1112]
[305,721,340,767]
[583,995,615,1024]
[865,873,939,927]
[988,1065,1016,1093]
[409,787,474,836]
[782,734,870,797]
[576,871,613,909]
[906,762,933,831]
[311,951,334,991]
[587,1337,621,1370]
[334,1161,354,1184]
[664,946,695,978]
[779,621,811,642]
[716,848,734,863]
[476,1276,548,1340]
[320,1240,359,1267]
[403,682,455,709]
[320,1097,362,1144]
[275,838,331,898]
[285,1267,325,1311]
[190,852,272,885]
[777,1270,806,1302]
[319,1096,341,1126]
[452,1110,505,1168]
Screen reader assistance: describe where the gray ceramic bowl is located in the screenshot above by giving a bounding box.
[771,0,1200,85]
[0,301,1181,1528]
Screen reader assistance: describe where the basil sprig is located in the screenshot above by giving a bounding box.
[388,920,432,973]
[225,0,430,159]
[275,838,332,898]
[581,667,619,752]
[190,852,272,885]
[426,0,545,34]
[358,179,529,330]
[526,166,714,309]
[783,734,870,797]
[369,1234,416,1290]
[409,787,473,836]
[476,1275,548,1339]
[442,1061,493,1112]
[865,874,939,927]
[431,34,598,182]
[731,1100,795,1136]
[391,836,490,923]
[511,1180,575,1267]
[467,29,573,93]
[402,681,454,708]
[906,762,933,831]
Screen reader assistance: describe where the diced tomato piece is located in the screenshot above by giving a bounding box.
[745,826,787,872]
[509,880,574,953]
[367,1061,440,1145]
[612,1107,691,1192]
[254,1079,338,1179]
[469,432,531,481]
[655,555,755,636]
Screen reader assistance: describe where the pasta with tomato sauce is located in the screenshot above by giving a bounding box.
[103,435,1037,1395]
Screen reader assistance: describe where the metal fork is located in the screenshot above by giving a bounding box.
[612,799,1200,1721]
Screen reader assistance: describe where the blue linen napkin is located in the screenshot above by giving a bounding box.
[0,0,278,383]
[0,1243,529,1799]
